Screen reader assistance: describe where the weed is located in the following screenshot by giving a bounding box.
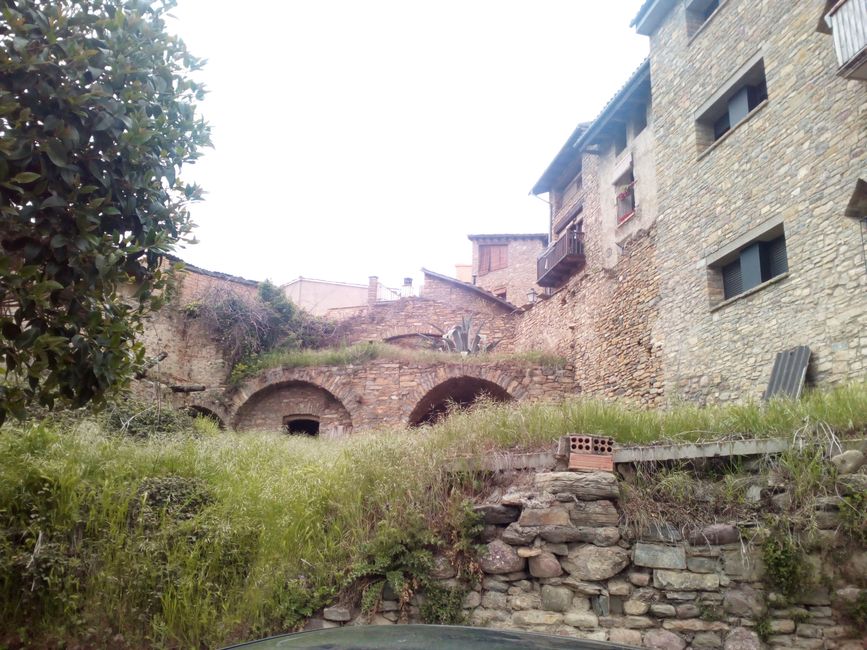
[755,612,773,642]
[760,521,812,600]
[840,491,867,545]
[420,583,468,625]
[845,590,867,632]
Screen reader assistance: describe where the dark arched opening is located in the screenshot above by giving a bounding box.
[283,415,320,436]
[234,380,353,435]
[408,376,512,426]
[383,333,443,350]
[185,406,225,429]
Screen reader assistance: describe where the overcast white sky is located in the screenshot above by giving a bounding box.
[169,1,649,289]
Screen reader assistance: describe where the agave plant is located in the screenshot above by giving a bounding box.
[426,316,498,355]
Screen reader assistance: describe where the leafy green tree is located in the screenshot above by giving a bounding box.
[0,0,210,424]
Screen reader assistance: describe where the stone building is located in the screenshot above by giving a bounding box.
[525,0,867,404]
[468,233,548,304]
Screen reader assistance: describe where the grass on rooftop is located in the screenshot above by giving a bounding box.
[0,381,865,647]
[229,342,568,383]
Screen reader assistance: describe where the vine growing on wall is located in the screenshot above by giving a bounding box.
[191,280,334,369]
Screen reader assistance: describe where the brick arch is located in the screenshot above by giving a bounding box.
[230,368,360,432]
[400,366,527,426]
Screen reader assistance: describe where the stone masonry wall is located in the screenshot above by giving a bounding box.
[136,266,259,391]
[227,359,577,432]
[473,238,546,305]
[648,0,867,403]
[315,466,866,649]
[512,227,663,406]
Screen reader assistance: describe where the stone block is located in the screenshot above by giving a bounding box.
[830,450,865,474]
[676,603,700,618]
[563,610,599,629]
[644,628,687,650]
[663,618,728,632]
[654,570,720,591]
[650,603,677,617]
[688,555,719,573]
[634,542,687,569]
[562,545,630,581]
[529,551,563,578]
[533,472,620,501]
[538,525,620,546]
[541,585,573,612]
[689,524,740,546]
[510,592,541,610]
[323,606,352,622]
[723,627,760,650]
[479,540,526,574]
[462,591,481,609]
[628,571,651,586]
[693,631,723,648]
[501,523,536,545]
[480,591,508,609]
[607,578,631,596]
[623,599,650,615]
[568,499,620,527]
[517,546,541,558]
[543,541,569,556]
[511,610,563,627]
[723,586,764,617]
[519,505,571,527]
[481,577,508,592]
[474,504,521,525]
[623,615,655,629]
[608,628,642,646]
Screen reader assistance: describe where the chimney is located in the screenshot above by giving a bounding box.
[368,276,378,306]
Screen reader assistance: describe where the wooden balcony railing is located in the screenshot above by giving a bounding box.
[827,0,867,80]
[537,232,586,288]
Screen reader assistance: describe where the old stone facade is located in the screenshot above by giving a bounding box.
[525,0,866,404]
[468,234,548,305]
[633,0,867,402]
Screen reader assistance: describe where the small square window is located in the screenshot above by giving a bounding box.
[615,169,636,225]
[687,0,721,38]
[710,231,788,301]
[695,56,767,151]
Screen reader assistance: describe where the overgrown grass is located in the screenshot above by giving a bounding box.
[229,342,568,383]
[1,382,865,648]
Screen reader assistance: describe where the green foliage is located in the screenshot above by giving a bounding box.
[0,384,865,646]
[761,522,812,599]
[420,583,468,625]
[433,315,498,354]
[102,397,198,437]
[0,0,211,424]
[197,280,331,369]
[840,491,867,545]
[754,612,772,642]
[845,590,867,632]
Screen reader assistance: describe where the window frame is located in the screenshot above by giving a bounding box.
[477,243,508,276]
[706,220,789,307]
[694,53,768,154]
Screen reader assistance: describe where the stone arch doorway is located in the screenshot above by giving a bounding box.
[184,405,225,429]
[234,380,353,436]
[407,376,512,426]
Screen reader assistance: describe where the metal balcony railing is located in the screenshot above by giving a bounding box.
[537,231,585,288]
[827,0,867,80]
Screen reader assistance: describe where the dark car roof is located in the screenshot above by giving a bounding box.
[223,624,641,650]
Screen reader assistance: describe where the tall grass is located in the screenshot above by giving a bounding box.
[0,382,865,647]
[229,342,568,383]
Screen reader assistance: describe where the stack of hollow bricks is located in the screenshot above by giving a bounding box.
[565,434,615,472]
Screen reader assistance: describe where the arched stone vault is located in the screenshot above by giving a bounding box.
[227,361,568,433]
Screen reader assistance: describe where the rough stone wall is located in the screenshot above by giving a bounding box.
[339,274,517,351]
[137,267,259,390]
[513,227,663,406]
[647,0,867,403]
[473,238,546,305]
[315,468,866,649]
[234,382,353,435]
[227,359,577,432]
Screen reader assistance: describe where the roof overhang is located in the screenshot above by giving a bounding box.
[631,0,678,35]
[531,59,651,196]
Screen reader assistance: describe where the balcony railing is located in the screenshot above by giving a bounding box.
[827,0,867,80]
[537,231,586,288]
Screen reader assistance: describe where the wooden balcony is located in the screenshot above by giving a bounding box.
[827,0,867,80]
[537,232,585,288]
